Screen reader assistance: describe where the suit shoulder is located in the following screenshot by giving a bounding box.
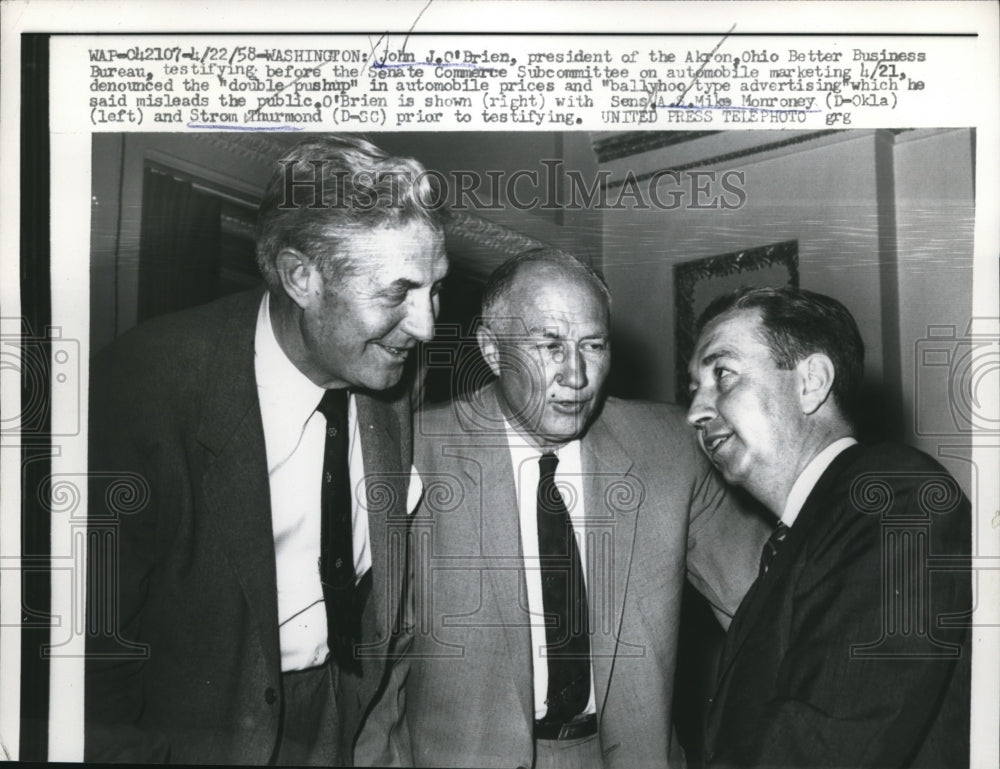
[90,291,261,424]
[599,397,701,452]
[95,291,260,379]
[600,396,687,425]
[850,442,951,473]
[811,442,969,549]
[833,443,962,498]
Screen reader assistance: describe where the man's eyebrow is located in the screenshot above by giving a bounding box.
[528,327,566,340]
[380,278,421,293]
[699,347,740,366]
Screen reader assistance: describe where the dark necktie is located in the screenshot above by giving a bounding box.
[315,389,359,671]
[536,452,590,723]
[759,521,790,577]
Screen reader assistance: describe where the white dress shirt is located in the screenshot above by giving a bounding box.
[254,293,371,672]
[504,420,597,720]
[780,437,858,528]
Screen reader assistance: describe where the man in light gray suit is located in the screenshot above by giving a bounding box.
[397,249,767,768]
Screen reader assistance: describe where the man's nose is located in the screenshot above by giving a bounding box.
[401,290,437,342]
[686,387,717,428]
[555,345,588,389]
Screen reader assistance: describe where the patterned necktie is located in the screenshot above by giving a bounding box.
[315,388,358,671]
[536,452,590,723]
[759,521,790,578]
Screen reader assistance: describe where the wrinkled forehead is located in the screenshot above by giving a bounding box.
[501,267,609,328]
[690,309,767,370]
[341,219,444,253]
[337,221,447,274]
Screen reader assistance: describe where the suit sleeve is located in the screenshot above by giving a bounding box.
[741,488,971,767]
[84,353,173,762]
[685,457,770,629]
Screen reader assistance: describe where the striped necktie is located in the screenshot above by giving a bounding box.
[759,522,790,578]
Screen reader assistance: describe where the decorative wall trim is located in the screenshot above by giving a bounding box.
[446,211,545,259]
[592,131,721,162]
[604,130,844,190]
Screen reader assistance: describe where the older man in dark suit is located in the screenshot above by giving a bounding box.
[686,286,971,768]
[85,136,447,764]
[401,250,766,769]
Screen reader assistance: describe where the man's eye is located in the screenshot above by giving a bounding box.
[714,367,734,385]
[537,342,563,355]
[581,340,607,353]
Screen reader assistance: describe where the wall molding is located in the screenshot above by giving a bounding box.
[602,129,845,190]
[592,131,721,163]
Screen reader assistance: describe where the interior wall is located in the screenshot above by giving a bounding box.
[892,128,976,493]
[596,128,975,494]
[90,133,278,352]
[601,131,887,405]
[89,131,600,352]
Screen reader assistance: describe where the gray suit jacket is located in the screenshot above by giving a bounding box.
[85,289,412,764]
[400,384,767,768]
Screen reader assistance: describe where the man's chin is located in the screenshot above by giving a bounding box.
[539,415,591,445]
[352,367,406,393]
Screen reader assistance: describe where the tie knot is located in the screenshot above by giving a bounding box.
[539,452,559,478]
[759,521,790,578]
[316,388,349,424]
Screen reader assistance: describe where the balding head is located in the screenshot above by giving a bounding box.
[481,248,611,332]
[477,248,612,449]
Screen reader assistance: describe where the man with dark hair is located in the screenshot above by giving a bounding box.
[85,135,448,765]
[402,248,767,768]
[687,285,971,767]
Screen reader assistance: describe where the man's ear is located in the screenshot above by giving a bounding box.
[797,353,836,415]
[477,324,502,377]
[275,248,320,310]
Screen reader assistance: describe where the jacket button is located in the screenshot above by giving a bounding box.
[265,687,277,705]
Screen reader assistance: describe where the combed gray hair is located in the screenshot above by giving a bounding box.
[255,135,446,289]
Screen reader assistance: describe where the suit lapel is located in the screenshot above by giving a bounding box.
[714,445,865,687]
[196,290,280,672]
[581,412,638,716]
[472,385,539,728]
[355,393,407,650]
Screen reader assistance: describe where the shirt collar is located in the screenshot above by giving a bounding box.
[255,292,326,424]
[501,416,581,461]
[780,437,858,527]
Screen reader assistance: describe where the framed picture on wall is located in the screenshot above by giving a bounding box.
[674,240,799,397]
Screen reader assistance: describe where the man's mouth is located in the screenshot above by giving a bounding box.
[703,432,732,454]
[550,399,589,415]
[376,342,412,359]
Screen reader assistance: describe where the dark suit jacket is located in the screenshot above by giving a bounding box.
[402,384,768,769]
[706,443,971,768]
[85,290,412,764]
